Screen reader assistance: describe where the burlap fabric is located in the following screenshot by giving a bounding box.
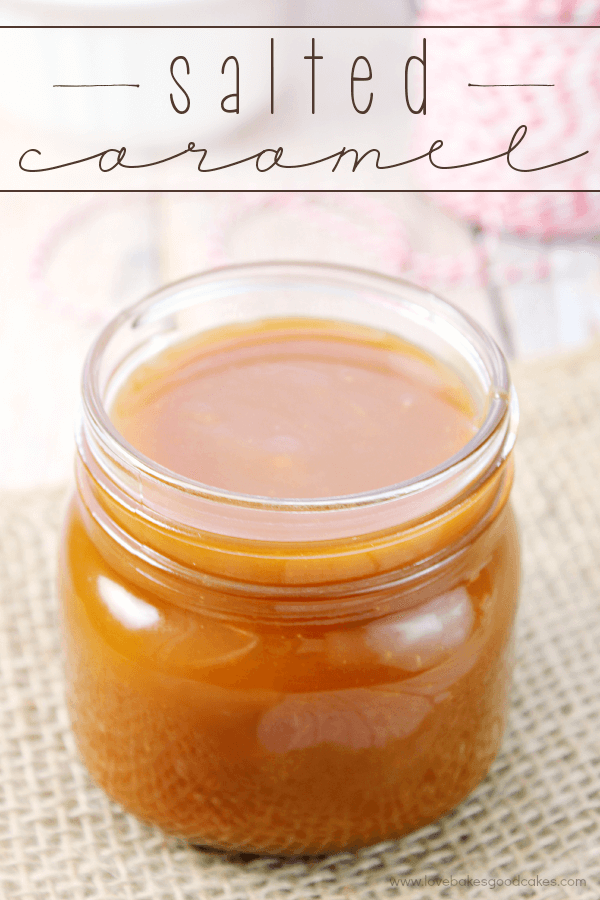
[1,346,600,900]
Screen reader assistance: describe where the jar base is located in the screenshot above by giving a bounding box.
[161,759,500,858]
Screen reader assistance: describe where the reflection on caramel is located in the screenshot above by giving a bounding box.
[60,317,520,855]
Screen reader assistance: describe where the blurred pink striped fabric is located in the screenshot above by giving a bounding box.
[418,0,600,25]
[415,1,600,235]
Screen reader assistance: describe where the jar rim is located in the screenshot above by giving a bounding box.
[81,260,517,519]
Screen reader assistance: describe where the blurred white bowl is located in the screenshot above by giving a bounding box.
[0,0,291,148]
[0,0,285,26]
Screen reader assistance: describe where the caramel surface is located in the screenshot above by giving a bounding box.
[111,319,478,498]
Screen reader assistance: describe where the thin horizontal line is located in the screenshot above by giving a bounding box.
[469,82,554,87]
[53,83,139,88]
[0,24,598,28]
[3,190,599,194]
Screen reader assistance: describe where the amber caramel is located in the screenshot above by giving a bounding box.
[110,319,479,498]
[60,310,519,854]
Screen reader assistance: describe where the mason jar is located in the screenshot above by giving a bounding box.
[59,262,520,855]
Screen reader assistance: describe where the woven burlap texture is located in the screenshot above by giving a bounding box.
[1,346,600,900]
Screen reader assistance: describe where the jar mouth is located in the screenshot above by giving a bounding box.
[80,261,517,536]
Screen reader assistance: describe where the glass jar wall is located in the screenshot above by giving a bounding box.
[59,263,520,855]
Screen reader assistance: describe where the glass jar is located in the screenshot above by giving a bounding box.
[59,262,520,856]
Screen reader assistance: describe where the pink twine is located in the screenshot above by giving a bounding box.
[207,191,491,289]
[206,192,555,289]
[31,193,155,329]
[33,191,561,327]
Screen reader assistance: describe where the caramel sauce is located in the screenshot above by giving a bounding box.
[111,319,479,498]
[60,317,519,854]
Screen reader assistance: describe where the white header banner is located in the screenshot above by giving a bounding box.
[0,26,597,190]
